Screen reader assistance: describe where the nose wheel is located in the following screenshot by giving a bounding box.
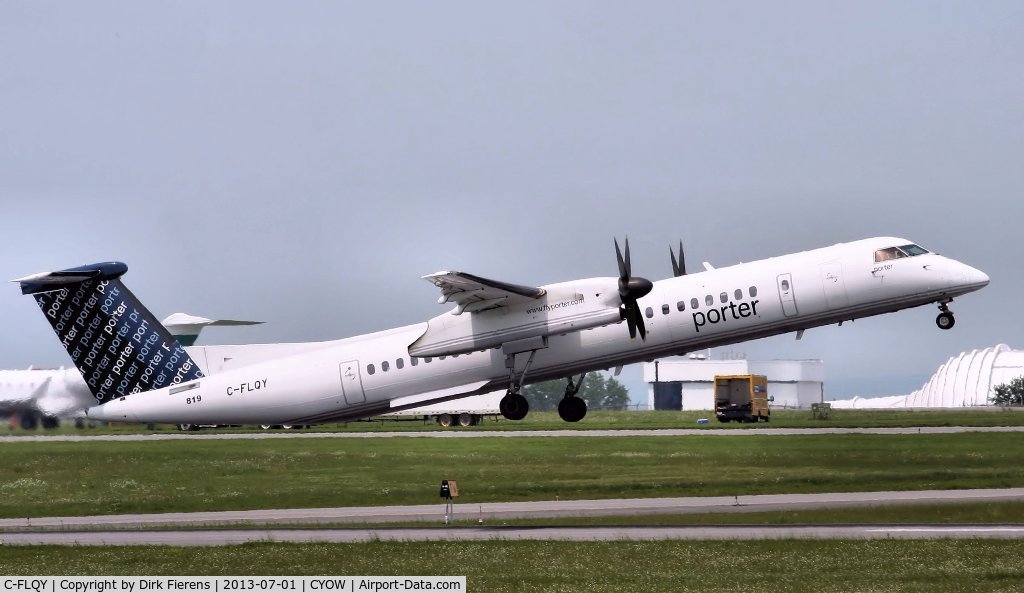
[935,302,955,330]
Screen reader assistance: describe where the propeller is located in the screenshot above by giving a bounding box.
[670,240,687,277]
[614,237,654,340]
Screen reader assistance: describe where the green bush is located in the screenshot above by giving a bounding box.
[991,376,1024,406]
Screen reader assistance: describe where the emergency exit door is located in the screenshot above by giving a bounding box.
[776,274,798,317]
[339,361,366,405]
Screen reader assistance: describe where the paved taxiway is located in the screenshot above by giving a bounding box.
[2,425,1023,443]
[4,525,1024,545]
[2,488,1021,530]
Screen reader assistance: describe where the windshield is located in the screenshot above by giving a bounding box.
[874,244,930,263]
[899,244,929,256]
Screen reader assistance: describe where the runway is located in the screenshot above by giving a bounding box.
[2,425,1024,442]
[2,487,1021,531]
[4,524,1024,545]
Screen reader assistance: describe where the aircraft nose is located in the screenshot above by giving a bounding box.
[964,264,990,287]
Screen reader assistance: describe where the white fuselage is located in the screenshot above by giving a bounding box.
[88,237,989,425]
[0,368,93,417]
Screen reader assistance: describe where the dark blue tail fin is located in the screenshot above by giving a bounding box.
[16,262,204,404]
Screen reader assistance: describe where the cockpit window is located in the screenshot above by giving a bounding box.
[874,247,906,262]
[874,244,930,262]
[899,244,929,256]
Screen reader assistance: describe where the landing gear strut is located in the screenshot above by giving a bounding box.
[936,301,955,330]
[499,348,539,421]
[558,373,588,423]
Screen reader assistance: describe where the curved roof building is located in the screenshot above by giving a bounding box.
[835,344,1024,408]
[904,344,1024,407]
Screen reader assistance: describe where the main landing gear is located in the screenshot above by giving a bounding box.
[499,348,538,421]
[496,343,589,423]
[558,373,588,423]
[500,391,529,421]
[935,300,956,330]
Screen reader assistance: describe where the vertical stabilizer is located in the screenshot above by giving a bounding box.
[16,262,204,404]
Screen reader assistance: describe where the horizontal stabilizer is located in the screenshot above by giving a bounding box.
[14,262,128,295]
[161,313,264,347]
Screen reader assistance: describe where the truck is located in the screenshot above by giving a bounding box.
[380,391,504,427]
[714,374,771,423]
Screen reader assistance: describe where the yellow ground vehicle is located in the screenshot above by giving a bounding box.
[714,374,771,423]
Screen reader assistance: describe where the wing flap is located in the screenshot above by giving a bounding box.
[424,271,545,314]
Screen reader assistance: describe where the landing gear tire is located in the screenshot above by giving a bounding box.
[936,311,955,330]
[558,396,587,423]
[437,414,454,427]
[177,423,197,431]
[500,393,529,421]
[457,413,474,427]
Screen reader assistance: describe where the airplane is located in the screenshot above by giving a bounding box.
[0,314,261,429]
[13,236,989,426]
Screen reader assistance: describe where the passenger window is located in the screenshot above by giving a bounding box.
[662,304,670,315]
[410,357,419,367]
[367,364,375,376]
[645,307,654,319]
[440,356,447,361]
[720,292,728,304]
[781,279,790,291]
[396,358,404,370]
[734,289,743,300]
[424,357,432,363]
[691,298,699,309]
[749,286,758,298]
[677,301,685,312]
[382,361,390,372]
[705,295,713,306]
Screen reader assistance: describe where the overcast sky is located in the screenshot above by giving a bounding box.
[1,2,1021,403]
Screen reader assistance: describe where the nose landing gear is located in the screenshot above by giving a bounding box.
[935,301,955,330]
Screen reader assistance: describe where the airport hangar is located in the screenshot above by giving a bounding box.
[645,344,1024,410]
[643,355,825,411]
[834,343,1024,408]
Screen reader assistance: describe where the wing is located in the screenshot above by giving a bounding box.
[423,271,546,314]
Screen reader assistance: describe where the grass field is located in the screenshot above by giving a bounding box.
[1,432,1022,518]
[1,540,1022,592]
[7,408,1024,436]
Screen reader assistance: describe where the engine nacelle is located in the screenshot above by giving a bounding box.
[409,278,623,357]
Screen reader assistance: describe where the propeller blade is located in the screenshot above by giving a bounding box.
[623,237,632,278]
[670,241,686,277]
[613,236,653,341]
[633,307,647,340]
[624,307,638,339]
[615,238,627,281]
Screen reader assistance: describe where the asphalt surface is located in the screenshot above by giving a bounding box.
[2,425,1024,442]
[2,488,1022,530]
[4,524,1024,545]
